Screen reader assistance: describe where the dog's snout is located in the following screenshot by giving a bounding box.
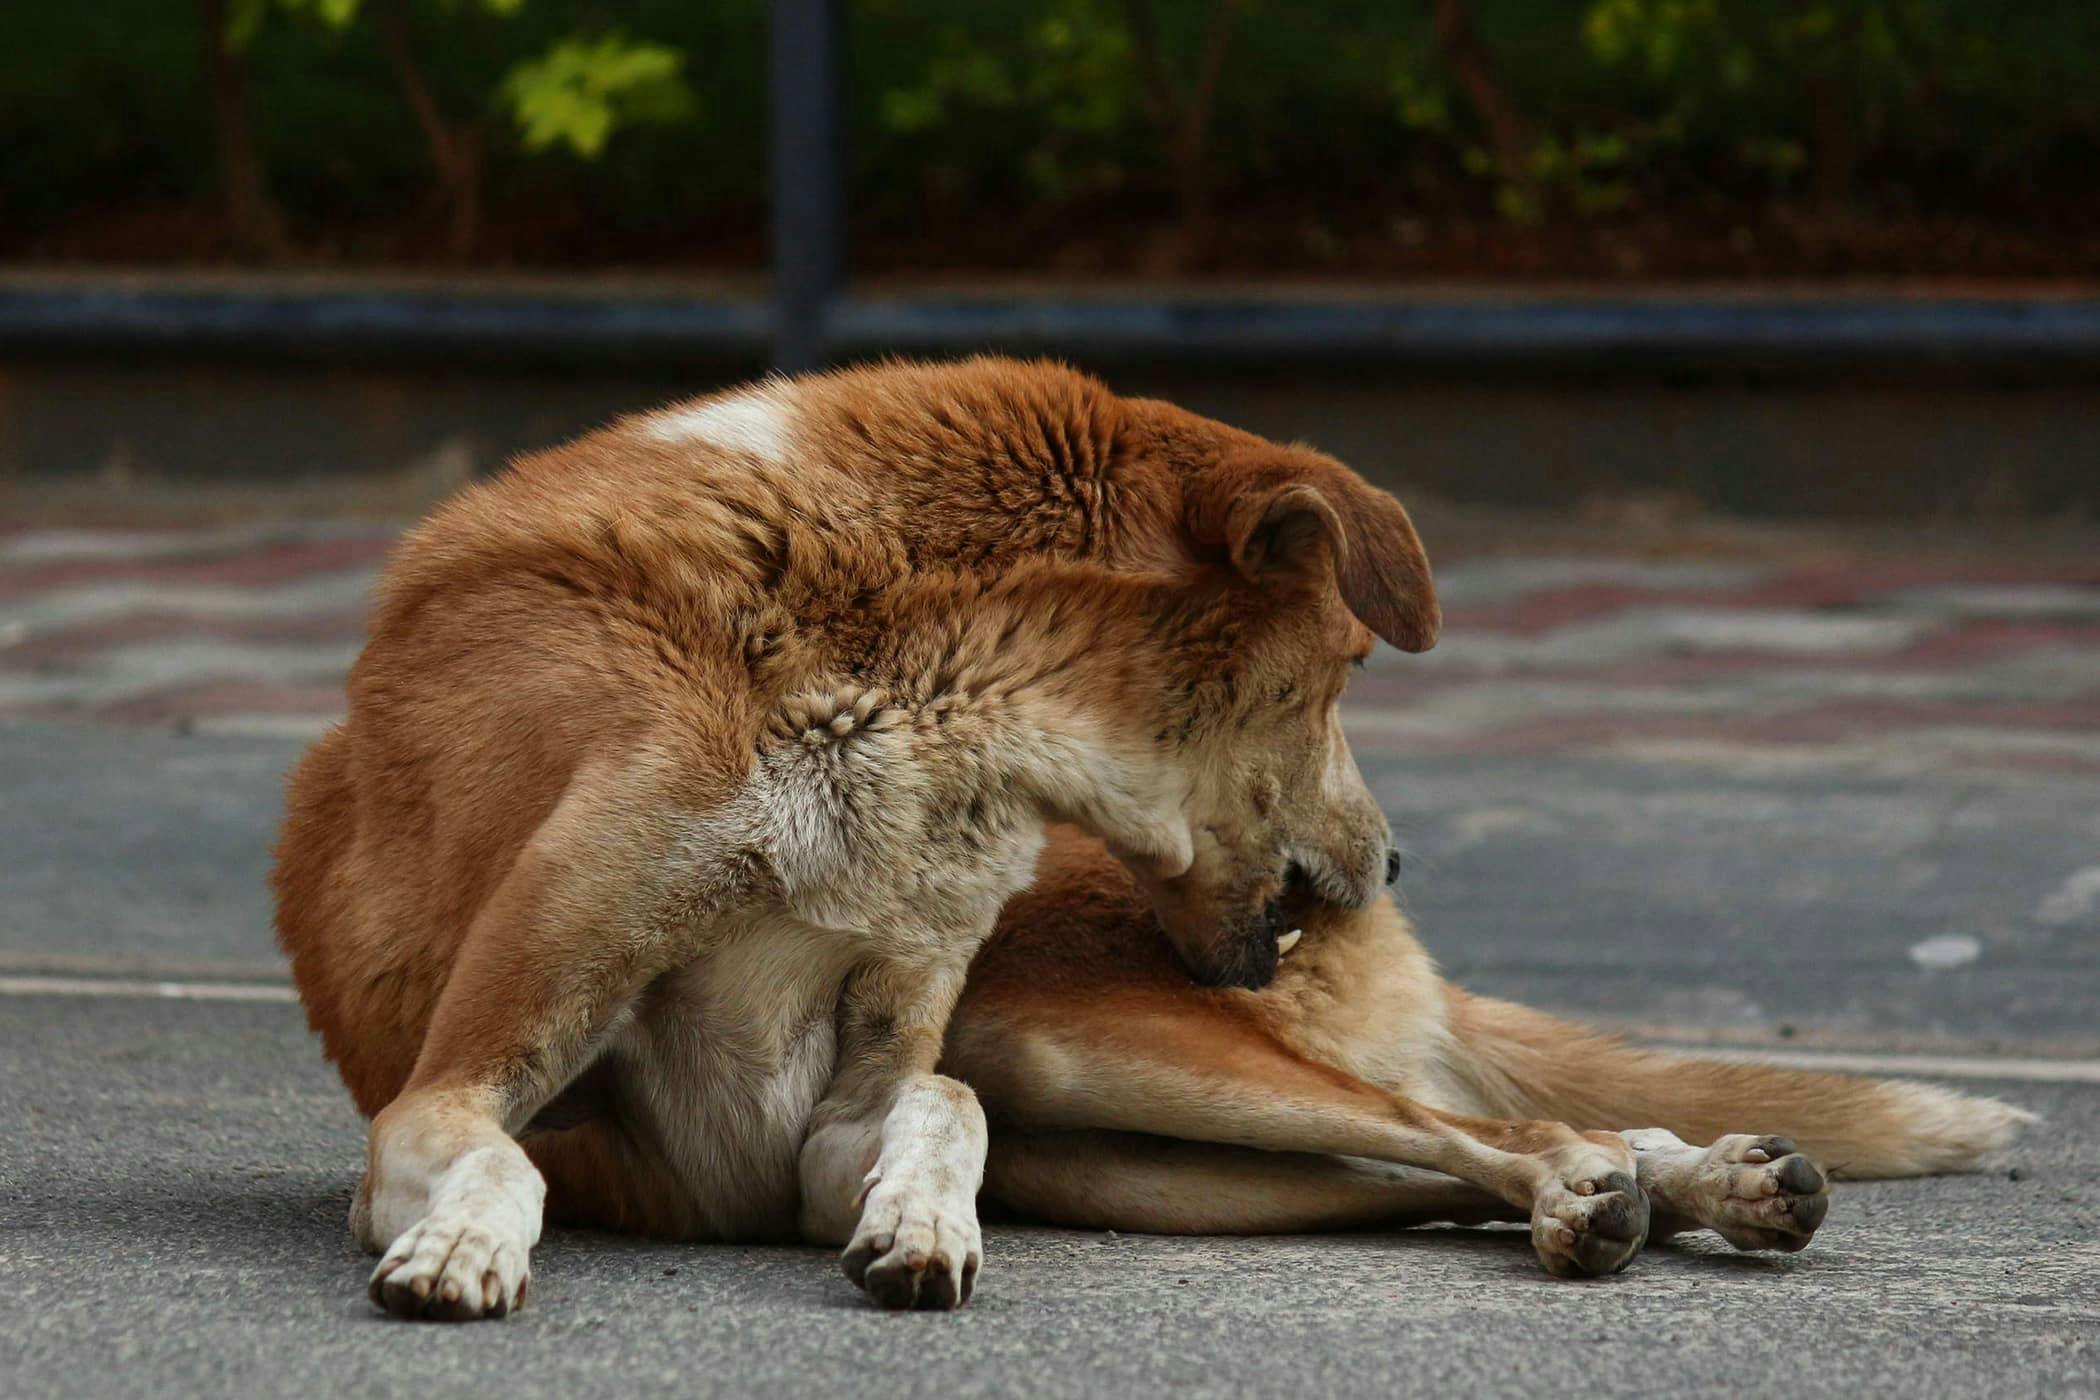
[1384,848,1403,886]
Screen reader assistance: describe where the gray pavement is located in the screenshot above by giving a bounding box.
[3,715,2098,1396]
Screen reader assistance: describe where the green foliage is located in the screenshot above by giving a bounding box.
[500,34,694,157]
[871,0,1136,200]
[222,0,362,51]
[5,0,2099,262]
[1387,52,1450,136]
[236,0,691,163]
[1567,0,2100,201]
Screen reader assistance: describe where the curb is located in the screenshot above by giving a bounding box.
[6,279,2100,379]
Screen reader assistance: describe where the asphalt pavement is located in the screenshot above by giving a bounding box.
[7,511,2100,1398]
[4,715,2097,1397]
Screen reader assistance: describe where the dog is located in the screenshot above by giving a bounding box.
[273,356,1441,1318]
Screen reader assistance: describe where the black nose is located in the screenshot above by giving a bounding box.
[1384,848,1403,886]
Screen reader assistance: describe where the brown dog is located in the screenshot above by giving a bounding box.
[274,357,1439,1318]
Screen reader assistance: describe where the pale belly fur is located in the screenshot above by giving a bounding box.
[608,910,862,1240]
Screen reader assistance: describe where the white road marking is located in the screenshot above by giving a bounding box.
[2036,865,2100,927]
[0,568,380,632]
[1425,558,1768,607]
[0,523,388,567]
[0,971,2094,1085]
[1908,933,1983,971]
[0,974,298,1003]
[0,636,363,709]
[187,711,341,740]
[1657,1044,2100,1086]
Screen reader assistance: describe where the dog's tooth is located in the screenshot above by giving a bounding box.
[1275,928,1303,956]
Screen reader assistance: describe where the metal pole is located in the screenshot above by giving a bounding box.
[769,0,845,374]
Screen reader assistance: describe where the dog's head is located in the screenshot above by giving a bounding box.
[1105,436,1438,989]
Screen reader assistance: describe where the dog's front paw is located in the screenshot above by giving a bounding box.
[1684,1134,1831,1252]
[1530,1158,1649,1278]
[841,1181,982,1310]
[369,1212,532,1321]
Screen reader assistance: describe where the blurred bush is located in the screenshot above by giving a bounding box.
[4,0,2096,277]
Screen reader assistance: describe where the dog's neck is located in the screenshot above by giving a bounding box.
[761,564,1203,880]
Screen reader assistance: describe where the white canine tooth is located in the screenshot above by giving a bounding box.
[1275,928,1303,956]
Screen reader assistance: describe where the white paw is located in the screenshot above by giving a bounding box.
[369,1212,532,1321]
[841,1180,983,1310]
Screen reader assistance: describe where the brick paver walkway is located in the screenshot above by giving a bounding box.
[5,523,2099,775]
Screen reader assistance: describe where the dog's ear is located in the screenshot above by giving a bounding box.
[1186,447,1441,652]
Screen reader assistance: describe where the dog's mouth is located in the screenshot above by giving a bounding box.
[1258,861,1323,960]
[1173,862,1325,991]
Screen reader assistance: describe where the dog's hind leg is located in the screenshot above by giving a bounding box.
[945,987,1649,1277]
[986,1124,1830,1258]
[1427,989,2049,1252]
[986,1128,1517,1233]
[360,755,709,1321]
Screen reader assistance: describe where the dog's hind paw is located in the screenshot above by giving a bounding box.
[1688,1134,1831,1252]
[1630,1130,1831,1253]
[1529,1149,1650,1278]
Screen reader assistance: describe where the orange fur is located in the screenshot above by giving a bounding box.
[942,828,2030,1256]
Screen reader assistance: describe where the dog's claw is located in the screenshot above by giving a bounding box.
[368,1215,530,1323]
[843,1186,981,1311]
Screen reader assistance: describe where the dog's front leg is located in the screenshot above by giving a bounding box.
[799,959,987,1310]
[360,756,699,1320]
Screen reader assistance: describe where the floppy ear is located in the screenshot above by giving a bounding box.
[1186,447,1441,653]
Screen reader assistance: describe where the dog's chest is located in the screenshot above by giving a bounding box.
[724,708,1052,941]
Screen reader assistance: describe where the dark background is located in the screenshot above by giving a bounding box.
[10,0,2100,280]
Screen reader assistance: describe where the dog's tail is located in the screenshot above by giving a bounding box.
[1441,990,2034,1179]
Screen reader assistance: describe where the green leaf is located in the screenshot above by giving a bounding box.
[499,34,697,159]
